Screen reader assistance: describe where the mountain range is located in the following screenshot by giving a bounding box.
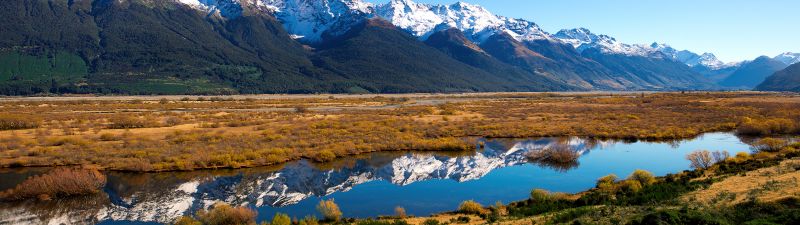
[0,0,796,94]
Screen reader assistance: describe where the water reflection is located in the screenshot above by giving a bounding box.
[0,133,756,225]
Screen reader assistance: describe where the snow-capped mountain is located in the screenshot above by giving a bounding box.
[177,0,260,18]
[649,43,729,69]
[553,28,658,57]
[774,52,800,65]
[375,0,552,43]
[261,0,374,42]
[251,0,553,43]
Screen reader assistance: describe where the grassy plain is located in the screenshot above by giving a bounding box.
[1,92,799,171]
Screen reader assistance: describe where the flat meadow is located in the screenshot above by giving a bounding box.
[1,92,799,172]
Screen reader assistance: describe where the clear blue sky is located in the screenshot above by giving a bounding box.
[365,0,799,62]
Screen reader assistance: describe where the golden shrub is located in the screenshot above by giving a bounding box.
[628,169,656,186]
[197,203,257,225]
[317,199,342,221]
[457,200,487,215]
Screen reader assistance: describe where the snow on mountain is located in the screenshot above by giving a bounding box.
[553,28,657,56]
[177,0,249,18]
[774,52,800,65]
[262,0,374,42]
[650,43,728,69]
[375,0,552,43]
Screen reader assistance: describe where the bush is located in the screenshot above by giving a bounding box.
[271,213,291,225]
[0,168,106,201]
[458,200,487,215]
[628,170,656,186]
[197,203,257,225]
[596,174,619,190]
[526,145,580,171]
[312,150,337,162]
[99,133,122,141]
[298,216,319,225]
[107,116,153,129]
[619,180,643,193]
[737,117,798,136]
[530,189,552,203]
[0,114,40,130]
[317,199,342,222]
[755,138,787,152]
[174,216,202,225]
[394,206,406,218]
[422,219,440,225]
[687,150,713,169]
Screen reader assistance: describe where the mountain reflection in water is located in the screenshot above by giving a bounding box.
[0,133,754,225]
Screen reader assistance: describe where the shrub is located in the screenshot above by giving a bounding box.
[526,145,580,171]
[174,216,202,225]
[0,168,106,201]
[619,180,643,193]
[737,117,797,136]
[754,138,787,152]
[712,151,731,163]
[317,199,342,222]
[99,133,121,141]
[686,150,713,169]
[458,200,487,215]
[164,117,184,127]
[422,219,440,225]
[295,106,309,113]
[271,213,291,225]
[298,216,318,225]
[394,206,406,218]
[312,150,337,162]
[596,174,619,190]
[628,170,656,186]
[530,189,552,203]
[0,114,40,130]
[107,116,153,129]
[197,203,257,225]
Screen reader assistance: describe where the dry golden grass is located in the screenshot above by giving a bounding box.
[682,158,800,206]
[0,92,798,171]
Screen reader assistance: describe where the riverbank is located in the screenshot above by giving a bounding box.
[1,92,799,171]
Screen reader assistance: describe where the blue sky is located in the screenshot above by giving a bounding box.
[364,0,799,62]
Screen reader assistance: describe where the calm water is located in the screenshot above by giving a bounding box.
[0,133,758,225]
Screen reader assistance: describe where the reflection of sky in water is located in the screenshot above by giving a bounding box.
[256,133,753,219]
[1,133,755,225]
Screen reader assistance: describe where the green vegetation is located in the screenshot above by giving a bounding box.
[0,50,88,95]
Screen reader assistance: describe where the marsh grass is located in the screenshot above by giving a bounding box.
[1,93,798,171]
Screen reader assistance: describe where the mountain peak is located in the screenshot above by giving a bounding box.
[376,0,551,43]
[554,28,654,57]
[774,52,800,65]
